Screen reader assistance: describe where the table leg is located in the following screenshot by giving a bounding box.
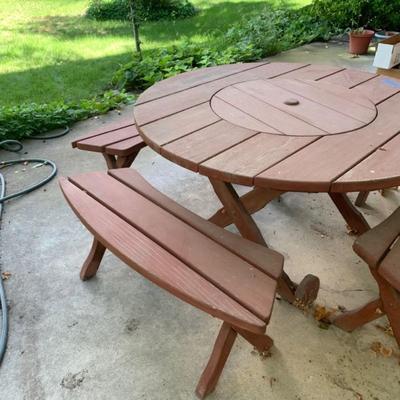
[329,193,370,235]
[209,187,284,228]
[209,178,319,305]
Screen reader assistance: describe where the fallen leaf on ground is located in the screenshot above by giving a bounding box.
[1,271,11,280]
[370,341,393,357]
[375,323,394,337]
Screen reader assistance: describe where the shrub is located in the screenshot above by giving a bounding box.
[311,0,400,31]
[112,6,331,92]
[0,91,133,141]
[86,0,197,22]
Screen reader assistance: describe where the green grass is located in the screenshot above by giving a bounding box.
[0,0,311,107]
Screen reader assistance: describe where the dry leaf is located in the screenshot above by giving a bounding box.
[370,341,393,358]
[314,304,334,321]
[1,271,11,280]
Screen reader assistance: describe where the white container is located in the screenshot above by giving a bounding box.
[373,34,400,69]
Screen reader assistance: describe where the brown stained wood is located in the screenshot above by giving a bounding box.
[136,62,270,105]
[200,133,317,186]
[60,177,268,334]
[71,120,135,148]
[329,193,370,235]
[162,120,257,172]
[234,327,273,353]
[210,97,276,133]
[329,298,384,332]
[353,75,400,105]
[319,68,377,88]
[212,85,325,136]
[332,133,400,193]
[137,103,220,152]
[355,191,369,207]
[379,238,400,292]
[255,93,400,193]
[353,207,400,268]
[209,178,267,246]
[76,125,139,152]
[372,271,400,348]
[272,78,376,123]
[70,172,278,321]
[272,64,344,81]
[209,187,284,228]
[80,238,106,280]
[102,153,117,169]
[115,154,137,169]
[134,62,308,126]
[196,323,237,399]
[105,135,146,157]
[109,169,283,281]
[234,79,372,135]
[208,177,297,303]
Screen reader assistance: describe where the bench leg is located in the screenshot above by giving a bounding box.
[102,154,117,169]
[196,322,237,399]
[209,178,318,305]
[234,326,273,353]
[329,193,370,234]
[355,191,370,207]
[209,187,284,228]
[80,238,106,281]
[329,298,384,332]
[116,153,138,168]
[376,276,400,348]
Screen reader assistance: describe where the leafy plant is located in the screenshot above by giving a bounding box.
[112,6,332,92]
[0,91,133,141]
[310,0,400,31]
[86,0,197,22]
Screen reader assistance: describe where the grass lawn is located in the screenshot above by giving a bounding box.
[0,0,310,107]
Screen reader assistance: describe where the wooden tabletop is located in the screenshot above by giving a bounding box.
[134,62,400,193]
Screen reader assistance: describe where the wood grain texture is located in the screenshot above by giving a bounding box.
[162,120,257,172]
[110,168,283,280]
[332,133,400,192]
[136,62,270,105]
[69,172,277,322]
[200,133,316,186]
[134,62,308,126]
[353,207,400,268]
[138,103,220,152]
[71,119,135,147]
[75,125,140,152]
[379,238,400,292]
[319,68,376,88]
[352,75,400,105]
[60,177,268,334]
[255,93,400,192]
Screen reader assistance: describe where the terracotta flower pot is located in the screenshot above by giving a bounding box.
[349,29,375,55]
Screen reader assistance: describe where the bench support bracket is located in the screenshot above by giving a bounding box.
[80,238,106,281]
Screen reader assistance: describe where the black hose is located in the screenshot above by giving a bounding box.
[28,126,70,140]
[0,139,58,365]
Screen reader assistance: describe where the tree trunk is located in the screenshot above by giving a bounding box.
[129,0,142,59]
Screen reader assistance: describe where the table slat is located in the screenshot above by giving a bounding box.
[255,93,400,192]
[199,133,317,186]
[162,121,257,171]
[332,132,400,192]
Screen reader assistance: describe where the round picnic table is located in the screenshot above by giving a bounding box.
[134,61,400,305]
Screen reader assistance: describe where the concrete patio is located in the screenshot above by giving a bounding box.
[1,41,399,400]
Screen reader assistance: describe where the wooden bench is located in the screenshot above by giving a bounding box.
[59,168,284,398]
[331,207,400,348]
[71,118,146,169]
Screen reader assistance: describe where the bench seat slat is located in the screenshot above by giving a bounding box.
[71,121,135,148]
[60,178,266,334]
[75,125,140,152]
[70,172,277,322]
[109,168,283,280]
[379,238,400,292]
[105,136,146,157]
[353,207,400,268]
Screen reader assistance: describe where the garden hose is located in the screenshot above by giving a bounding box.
[0,139,58,365]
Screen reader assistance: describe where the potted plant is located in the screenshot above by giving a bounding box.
[348,27,375,54]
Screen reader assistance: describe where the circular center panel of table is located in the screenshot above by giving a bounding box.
[210,78,377,137]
